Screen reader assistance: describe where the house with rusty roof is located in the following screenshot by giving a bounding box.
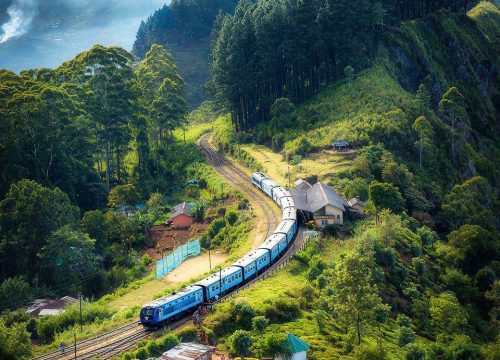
[290,182,350,227]
[26,296,78,317]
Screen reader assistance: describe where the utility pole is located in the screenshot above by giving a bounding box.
[79,294,83,332]
[208,239,212,270]
[73,332,77,360]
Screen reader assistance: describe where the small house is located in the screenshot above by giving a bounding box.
[294,179,312,190]
[26,296,78,317]
[332,140,350,151]
[159,343,214,360]
[169,202,194,229]
[277,334,310,360]
[348,196,366,216]
[290,182,350,227]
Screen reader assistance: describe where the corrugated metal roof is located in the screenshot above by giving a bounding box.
[348,197,366,207]
[170,202,193,220]
[290,182,348,212]
[161,343,213,360]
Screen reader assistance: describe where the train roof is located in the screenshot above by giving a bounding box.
[195,266,241,287]
[259,233,286,250]
[252,172,268,181]
[282,207,297,219]
[232,249,269,268]
[273,187,292,198]
[143,285,201,308]
[281,196,295,208]
[274,219,295,233]
[261,178,279,188]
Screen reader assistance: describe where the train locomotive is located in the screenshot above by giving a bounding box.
[140,172,298,328]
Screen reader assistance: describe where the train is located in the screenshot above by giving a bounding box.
[139,172,298,328]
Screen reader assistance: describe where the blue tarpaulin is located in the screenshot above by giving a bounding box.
[155,240,201,279]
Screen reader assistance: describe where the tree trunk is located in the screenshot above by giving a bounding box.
[357,312,361,345]
[105,140,111,190]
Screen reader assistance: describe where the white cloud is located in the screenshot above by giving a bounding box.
[0,0,37,44]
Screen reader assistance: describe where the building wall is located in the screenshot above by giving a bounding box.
[351,203,365,215]
[313,205,344,228]
[172,214,194,229]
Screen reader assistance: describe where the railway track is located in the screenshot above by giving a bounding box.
[197,133,279,241]
[33,135,303,360]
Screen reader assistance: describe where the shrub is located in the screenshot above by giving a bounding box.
[159,334,180,351]
[406,344,425,360]
[412,258,426,276]
[146,340,162,357]
[226,210,238,226]
[399,326,416,346]
[230,330,253,357]
[397,314,412,327]
[231,302,256,330]
[353,343,386,360]
[134,347,149,360]
[252,316,269,332]
[177,325,197,342]
[264,298,300,322]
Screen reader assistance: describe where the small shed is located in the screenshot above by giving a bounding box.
[294,179,312,190]
[169,202,194,229]
[332,140,350,151]
[277,334,310,360]
[26,296,78,317]
[348,196,366,216]
[160,343,214,360]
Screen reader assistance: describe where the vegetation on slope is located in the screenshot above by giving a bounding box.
[133,0,238,108]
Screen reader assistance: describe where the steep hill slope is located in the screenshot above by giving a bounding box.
[132,0,238,108]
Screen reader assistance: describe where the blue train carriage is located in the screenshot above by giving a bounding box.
[271,186,286,204]
[261,178,279,198]
[275,219,296,245]
[280,195,295,211]
[282,207,297,222]
[140,285,203,328]
[195,266,243,302]
[232,249,270,280]
[259,233,287,260]
[252,172,268,188]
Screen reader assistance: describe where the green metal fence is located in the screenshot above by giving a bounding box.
[155,240,201,279]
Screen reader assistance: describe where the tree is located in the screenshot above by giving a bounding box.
[438,87,469,163]
[146,192,167,220]
[108,184,139,213]
[0,180,79,280]
[320,250,388,345]
[368,181,405,223]
[230,330,253,358]
[405,344,425,360]
[252,316,269,332]
[399,326,416,346]
[429,292,468,334]
[0,277,32,311]
[344,65,355,89]
[81,210,109,253]
[445,225,499,275]
[414,83,431,117]
[105,211,139,265]
[440,176,495,231]
[254,332,291,359]
[38,226,97,289]
[412,116,433,170]
[192,201,206,222]
[0,320,32,359]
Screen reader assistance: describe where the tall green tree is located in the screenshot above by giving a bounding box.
[368,181,405,222]
[412,116,433,170]
[0,180,79,280]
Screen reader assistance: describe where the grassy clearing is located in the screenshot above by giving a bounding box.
[241,143,355,185]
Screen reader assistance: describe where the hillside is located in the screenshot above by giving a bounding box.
[195,2,500,359]
[132,0,238,108]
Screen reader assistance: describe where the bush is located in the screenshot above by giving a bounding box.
[177,325,197,342]
[399,326,416,346]
[353,343,386,359]
[397,314,412,327]
[231,302,256,330]
[134,347,149,360]
[159,334,180,350]
[406,344,425,360]
[230,330,253,357]
[264,298,300,322]
[226,210,238,226]
[412,258,426,276]
[252,316,269,332]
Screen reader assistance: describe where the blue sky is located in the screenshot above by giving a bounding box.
[0,0,169,72]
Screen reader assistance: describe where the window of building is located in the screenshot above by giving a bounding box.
[337,214,340,220]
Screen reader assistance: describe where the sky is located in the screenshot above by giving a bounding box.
[0,0,169,72]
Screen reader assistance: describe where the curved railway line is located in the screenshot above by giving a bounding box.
[33,134,304,360]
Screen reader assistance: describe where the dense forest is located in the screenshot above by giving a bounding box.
[210,0,479,131]
[0,44,195,309]
[133,0,238,107]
